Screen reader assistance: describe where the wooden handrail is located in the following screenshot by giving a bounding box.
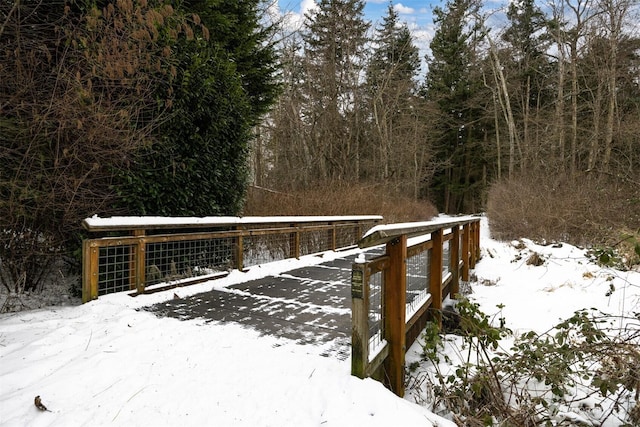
[351,216,482,397]
[82,215,382,302]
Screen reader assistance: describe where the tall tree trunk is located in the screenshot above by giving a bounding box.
[588,82,602,171]
[489,38,518,178]
[555,42,567,171]
[570,40,579,177]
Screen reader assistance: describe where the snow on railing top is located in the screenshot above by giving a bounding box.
[358,215,480,248]
[82,214,384,232]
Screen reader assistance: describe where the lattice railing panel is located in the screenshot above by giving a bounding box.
[368,270,384,355]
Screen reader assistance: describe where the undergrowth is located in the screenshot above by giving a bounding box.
[243,182,438,223]
[413,299,640,426]
[487,171,640,254]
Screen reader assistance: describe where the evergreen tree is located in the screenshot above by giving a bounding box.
[180,0,280,124]
[116,0,279,216]
[366,4,425,195]
[301,0,370,182]
[368,4,420,94]
[502,0,552,168]
[425,0,487,213]
[117,43,252,216]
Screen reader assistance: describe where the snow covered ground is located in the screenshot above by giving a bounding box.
[1,217,638,426]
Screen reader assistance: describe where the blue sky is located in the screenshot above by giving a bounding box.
[364,0,438,28]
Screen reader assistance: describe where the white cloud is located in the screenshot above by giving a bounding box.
[300,0,318,15]
[394,3,416,14]
[276,0,318,33]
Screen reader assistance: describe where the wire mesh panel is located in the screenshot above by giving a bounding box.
[98,245,136,296]
[299,229,330,256]
[406,249,430,318]
[243,232,291,267]
[459,228,464,264]
[144,237,236,286]
[336,224,359,249]
[443,239,451,276]
[368,270,384,355]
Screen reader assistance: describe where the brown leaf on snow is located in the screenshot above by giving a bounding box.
[34,395,50,412]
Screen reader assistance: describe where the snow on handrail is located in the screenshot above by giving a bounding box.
[358,215,480,248]
[83,215,384,232]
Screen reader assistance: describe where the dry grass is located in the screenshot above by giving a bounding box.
[243,182,438,223]
[487,171,640,247]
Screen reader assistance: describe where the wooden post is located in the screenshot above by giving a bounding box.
[450,226,460,298]
[383,235,407,397]
[290,226,300,259]
[330,224,337,251]
[235,227,244,270]
[134,230,146,294]
[429,228,444,327]
[351,262,369,378]
[82,240,99,302]
[462,223,470,282]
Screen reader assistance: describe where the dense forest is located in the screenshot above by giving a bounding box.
[1,0,639,293]
[256,0,640,211]
[254,0,639,246]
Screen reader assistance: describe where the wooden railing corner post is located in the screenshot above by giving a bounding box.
[383,235,407,397]
[82,240,99,303]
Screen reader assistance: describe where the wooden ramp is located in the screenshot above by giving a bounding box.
[145,249,382,360]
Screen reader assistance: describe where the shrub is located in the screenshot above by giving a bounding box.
[243,182,439,222]
[417,300,640,426]
[486,171,640,248]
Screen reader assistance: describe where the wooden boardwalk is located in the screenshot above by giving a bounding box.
[146,249,383,360]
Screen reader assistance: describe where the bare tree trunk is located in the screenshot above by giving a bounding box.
[488,37,518,178]
[494,92,502,180]
[483,70,502,180]
[587,81,602,171]
[523,75,531,169]
[601,0,628,172]
[555,43,567,170]
[570,40,579,177]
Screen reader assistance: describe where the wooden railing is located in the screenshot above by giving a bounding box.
[82,215,382,302]
[350,216,481,397]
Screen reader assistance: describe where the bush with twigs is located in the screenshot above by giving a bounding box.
[411,299,640,426]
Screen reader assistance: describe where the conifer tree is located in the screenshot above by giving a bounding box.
[502,0,552,168]
[366,4,427,196]
[425,0,487,212]
[301,0,370,182]
[116,0,279,216]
